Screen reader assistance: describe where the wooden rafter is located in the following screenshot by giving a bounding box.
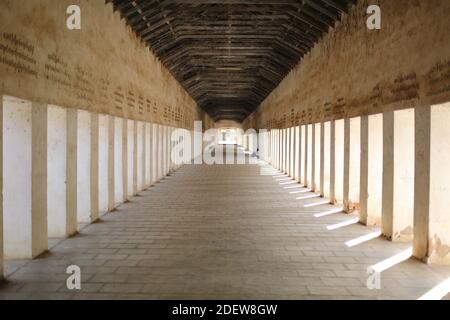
[106,0,353,122]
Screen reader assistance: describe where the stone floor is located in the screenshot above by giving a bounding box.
[1,153,449,299]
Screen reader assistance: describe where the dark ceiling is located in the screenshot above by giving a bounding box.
[107,0,353,122]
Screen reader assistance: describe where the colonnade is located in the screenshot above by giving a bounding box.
[258,104,450,265]
[0,95,194,279]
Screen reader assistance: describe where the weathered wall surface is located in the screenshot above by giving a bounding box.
[0,0,212,129]
[244,0,450,129]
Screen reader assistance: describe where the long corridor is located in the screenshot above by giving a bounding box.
[1,155,449,300]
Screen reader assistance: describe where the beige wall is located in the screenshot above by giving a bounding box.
[244,0,450,129]
[0,0,212,129]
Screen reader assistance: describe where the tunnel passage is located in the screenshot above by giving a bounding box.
[0,0,450,300]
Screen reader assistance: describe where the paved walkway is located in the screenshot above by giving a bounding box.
[1,155,449,299]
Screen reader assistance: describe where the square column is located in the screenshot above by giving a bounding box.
[274,130,277,168]
[414,103,450,264]
[293,127,299,181]
[126,119,135,197]
[48,106,78,236]
[168,126,172,172]
[90,113,99,221]
[279,130,282,170]
[136,121,144,191]
[108,116,115,211]
[279,129,282,171]
[133,120,138,195]
[343,117,361,213]
[311,124,315,190]
[333,119,345,204]
[161,125,166,176]
[98,115,109,214]
[165,126,170,175]
[157,124,163,179]
[3,97,48,259]
[284,128,288,175]
[114,117,124,205]
[322,121,331,199]
[306,124,313,188]
[301,125,307,185]
[145,123,152,186]
[281,129,285,172]
[360,114,383,226]
[290,128,296,180]
[382,109,414,241]
[164,125,168,174]
[167,126,172,173]
[149,124,156,184]
[314,123,321,193]
[274,129,281,170]
[0,96,3,279]
[169,127,174,173]
[122,119,128,200]
[286,128,291,176]
[77,110,92,223]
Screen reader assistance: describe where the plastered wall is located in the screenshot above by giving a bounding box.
[244,0,450,129]
[0,0,212,129]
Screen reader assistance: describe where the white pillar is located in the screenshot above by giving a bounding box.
[167,127,173,174]
[77,110,93,224]
[333,119,345,204]
[0,95,3,279]
[319,122,325,195]
[284,128,289,175]
[343,117,361,213]
[301,125,307,185]
[275,130,279,170]
[278,129,282,171]
[311,124,316,190]
[133,120,138,195]
[48,105,79,237]
[108,116,115,211]
[281,129,285,172]
[322,121,331,199]
[278,130,282,171]
[161,125,166,176]
[314,123,321,193]
[294,126,300,182]
[272,130,276,168]
[277,129,283,172]
[286,128,291,176]
[98,115,109,214]
[145,123,152,186]
[414,103,450,264]
[121,119,128,201]
[291,127,297,181]
[307,124,313,188]
[382,109,414,241]
[136,121,144,191]
[114,117,124,205]
[169,127,174,173]
[297,126,302,184]
[156,124,162,180]
[152,124,159,182]
[167,126,172,173]
[360,114,383,226]
[3,97,48,259]
[127,119,135,197]
[90,113,99,222]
